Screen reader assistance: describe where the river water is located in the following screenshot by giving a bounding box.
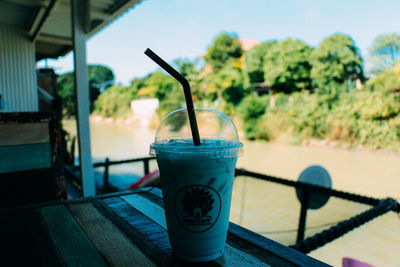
[63,119,400,266]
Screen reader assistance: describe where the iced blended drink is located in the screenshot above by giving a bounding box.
[150,109,243,262]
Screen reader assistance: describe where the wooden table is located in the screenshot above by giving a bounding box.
[0,187,329,267]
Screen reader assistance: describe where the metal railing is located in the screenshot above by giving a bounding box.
[65,156,156,193]
[93,156,155,192]
[234,169,400,254]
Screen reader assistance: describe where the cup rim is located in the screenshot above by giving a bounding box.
[150,139,243,158]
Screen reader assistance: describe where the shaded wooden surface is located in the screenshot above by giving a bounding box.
[0,187,330,267]
[0,112,66,208]
[0,122,49,146]
[69,203,155,267]
[41,205,108,267]
[0,169,57,208]
[0,143,51,173]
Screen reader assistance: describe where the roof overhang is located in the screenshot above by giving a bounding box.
[0,0,144,60]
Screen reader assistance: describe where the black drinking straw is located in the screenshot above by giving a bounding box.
[144,48,201,146]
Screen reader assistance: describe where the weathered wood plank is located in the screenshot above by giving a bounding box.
[40,205,107,267]
[121,193,269,266]
[226,229,303,267]
[0,213,41,266]
[220,246,270,267]
[69,202,155,267]
[96,197,173,267]
[228,223,330,267]
[0,122,49,146]
[29,210,65,267]
[0,187,154,215]
[139,187,164,207]
[121,194,167,228]
[146,186,163,198]
[0,143,51,173]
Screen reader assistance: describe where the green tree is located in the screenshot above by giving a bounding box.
[173,58,200,79]
[135,72,180,101]
[88,65,115,109]
[58,72,75,115]
[93,85,136,118]
[58,64,115,116]
[310,33,363,91]
[243,40,277,83]
[89,65,115,93]
[199,62,246,106]
[172,58,203,100]
[204,32,242,70]
[368,33,400,72]
[93,71,182,119]
[238,94,270,140]
[367,61,400,92]
[263,38,314,93]
[156,88,185,119]
[218,67,246,105]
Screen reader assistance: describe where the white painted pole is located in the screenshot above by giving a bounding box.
[71,0,95,196]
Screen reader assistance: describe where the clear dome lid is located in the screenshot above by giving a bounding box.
[150,108,243,158]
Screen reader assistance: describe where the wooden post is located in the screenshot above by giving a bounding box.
[144,158,149,175]
[71,0,95,197]
[296,190,310,243]
[103,158,110,193]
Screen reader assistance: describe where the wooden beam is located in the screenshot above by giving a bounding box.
[36,33,73,45]
[6,0,45,8]
[71,0,95,197]
[31,0,58,42]
[29,7,46,35]
[56,2,108,19]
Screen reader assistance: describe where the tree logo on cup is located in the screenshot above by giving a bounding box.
[175,185,221,233]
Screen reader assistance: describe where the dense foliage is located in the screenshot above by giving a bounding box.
[200,64,246,106]
[238,95,270,140]
[368,33,400,72]
[310,33,363,92]
[204,32,243,70]
[59,65,114,116]
[243,41,277,83]
[265,89,399,149]
[264,39,314,93]
[93,71,182,119]
[58,72,76,116]
[84,32,400,151]
[367,61,400,92]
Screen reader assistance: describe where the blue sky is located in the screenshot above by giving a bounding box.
[37,0,400,85]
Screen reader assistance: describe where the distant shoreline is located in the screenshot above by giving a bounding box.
[299,138,400,157]
[63,116,400,157]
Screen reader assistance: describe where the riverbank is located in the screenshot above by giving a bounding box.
[301,138,400,157]
[84,114,400,157]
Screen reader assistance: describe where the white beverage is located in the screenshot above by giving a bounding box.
[154,139,239,261]
[150,109,243,262]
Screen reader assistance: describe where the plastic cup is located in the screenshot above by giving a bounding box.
[150,108,243,262]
